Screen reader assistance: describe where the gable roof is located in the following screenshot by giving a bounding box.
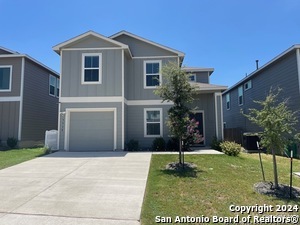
[0,46,59,76]
[110,30,185,58]
[0,46,19,54]
[52,30,130,55]
[223,44,300,95]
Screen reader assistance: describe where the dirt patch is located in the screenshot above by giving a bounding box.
[254,181,300,199]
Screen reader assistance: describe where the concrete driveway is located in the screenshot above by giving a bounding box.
[0,151,151,225]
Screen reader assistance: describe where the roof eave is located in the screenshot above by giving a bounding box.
[52,30,129,55]
[110,30,185,57]
[223,44,300,95]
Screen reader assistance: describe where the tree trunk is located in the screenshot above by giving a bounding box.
[179,137,182,164]
[271,148,279,189]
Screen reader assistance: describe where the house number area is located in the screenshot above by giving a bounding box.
[155,204,299,224]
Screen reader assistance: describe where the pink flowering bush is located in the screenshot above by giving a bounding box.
[183,118,204,150]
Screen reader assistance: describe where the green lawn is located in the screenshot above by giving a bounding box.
[141,153,300,225]
[0,148,46,170]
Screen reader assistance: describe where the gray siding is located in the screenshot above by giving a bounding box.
[196,72,210,83]
[113,34,178,57]
[126,104,171,149]
[125,57,178,100]
[0,57,22,97]
[59,102,123,150]
[61,49,122,97]
[66,35,120,49]
[223,51,300,133]
[22,59,59,141]
[0,102,19,141]
[189,93,217,145]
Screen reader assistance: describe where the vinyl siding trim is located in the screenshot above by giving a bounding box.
[64,107,117,151]
[17,57,25,140]
[121,49,125,149]
[0,96,21,102]
[297,49,300,94]
[133,56,179,59]
[125,99,174,106]
[214,93,218,138]
[62,47,127,51]
[60,96,123,103]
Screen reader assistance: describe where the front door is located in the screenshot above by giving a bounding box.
[189,111,205,146]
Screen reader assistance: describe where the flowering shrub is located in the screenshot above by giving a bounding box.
[183,118,204,150]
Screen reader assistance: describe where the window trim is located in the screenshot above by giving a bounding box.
[143,60,162,89]
[244,80,252,91]
[49,74,57,97]
[226,93,230,110]
[81,53,102,85]
[56,78,60,98]
[238,85,243,106]
[144,108,163,137]
[0,65,12,92]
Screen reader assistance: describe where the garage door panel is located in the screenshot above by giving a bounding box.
[69,111,114,151]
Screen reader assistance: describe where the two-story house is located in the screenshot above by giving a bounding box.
[53,30,227,151]
[0,46,60,147]
[222,45,300,147]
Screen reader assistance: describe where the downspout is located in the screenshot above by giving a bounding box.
[121,49,125,150]
[57,50,63,150]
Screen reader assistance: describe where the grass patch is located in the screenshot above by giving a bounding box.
[0,148,46,170]
[141,153,300,224]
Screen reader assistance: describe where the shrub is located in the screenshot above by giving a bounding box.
[167,138,179,151]
[220,141,242,156]
[126,139,140,151]
[152,137,166,151]
[7,137,18,149]
[210,136,222,151]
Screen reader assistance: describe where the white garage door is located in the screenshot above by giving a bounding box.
[68,111,114,151]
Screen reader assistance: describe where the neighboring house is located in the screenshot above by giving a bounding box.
[53,30,227,151]
[222,44,300,137]
[0,46,60,147]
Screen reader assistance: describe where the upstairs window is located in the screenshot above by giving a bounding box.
[226,93,230,110]
[238,85,243,106]
[144,108,162,137]
[0,65,12,92]
[82,53,102,84]
[49,75,56,96]
[244,80,252,91]
[144,61,161,88]
[188,74,196,82]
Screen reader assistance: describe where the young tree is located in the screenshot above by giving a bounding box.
[244,87,298,188]
[154,62,195,165]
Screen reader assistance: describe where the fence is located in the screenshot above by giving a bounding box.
[224,128,243,144]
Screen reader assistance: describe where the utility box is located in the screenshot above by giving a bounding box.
[243,133,260,151]
[45,130,58,150]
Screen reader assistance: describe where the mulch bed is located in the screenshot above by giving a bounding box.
[254,181,300,199]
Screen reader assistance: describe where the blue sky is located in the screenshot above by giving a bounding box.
[1,0,300,87]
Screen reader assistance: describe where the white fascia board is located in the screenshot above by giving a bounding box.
[53,30,129,54]
[125,99,174,106]
[0,96,21,102]
[110,30,185,57]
